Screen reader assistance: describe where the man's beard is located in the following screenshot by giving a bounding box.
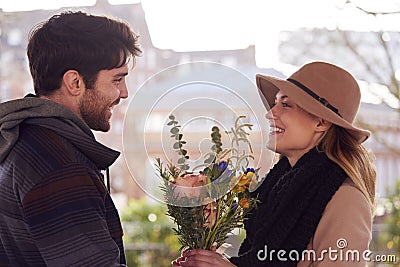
[79,89,114,132]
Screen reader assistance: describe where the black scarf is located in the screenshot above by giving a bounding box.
[230,148,347,266]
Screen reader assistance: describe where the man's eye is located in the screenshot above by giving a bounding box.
[282,102,290,107]
[114,78,123,84]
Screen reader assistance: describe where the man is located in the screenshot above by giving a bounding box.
[0,11,141,266]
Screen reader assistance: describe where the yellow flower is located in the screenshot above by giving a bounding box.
[249,178,258,191]
[233,185,246,193]
[246,172,256,181]
[239,198,250,209]
[231,171,259,192]
[237,174,250,187]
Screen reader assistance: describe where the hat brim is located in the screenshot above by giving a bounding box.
[256,74,370,143]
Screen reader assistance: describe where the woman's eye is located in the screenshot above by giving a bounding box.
[282,102,290,107]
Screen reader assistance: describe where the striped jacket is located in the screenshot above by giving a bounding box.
[0,96,126,266]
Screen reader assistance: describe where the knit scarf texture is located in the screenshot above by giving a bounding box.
[230,148,347,266]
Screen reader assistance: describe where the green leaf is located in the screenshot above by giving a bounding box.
[204,155,214,164]
[169,114,175,120]
[181,164,190,170]
[173,142,181,149]
[177,158,185,164]
[170,127,180,134]
[211,133,218,139]
[211,164,219,177]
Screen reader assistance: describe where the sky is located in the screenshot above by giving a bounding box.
[1,0,400,68]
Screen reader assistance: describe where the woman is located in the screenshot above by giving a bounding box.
[175,61,376,266]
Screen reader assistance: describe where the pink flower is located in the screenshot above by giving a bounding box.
[172,174,218,227]
[173,174,208,199]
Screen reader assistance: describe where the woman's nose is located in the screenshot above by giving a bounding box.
[266,108,276,120]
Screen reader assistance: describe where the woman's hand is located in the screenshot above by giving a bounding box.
[172,248,237,267]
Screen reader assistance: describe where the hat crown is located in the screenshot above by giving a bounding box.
[255,61,370,143]
[289,61,361,123]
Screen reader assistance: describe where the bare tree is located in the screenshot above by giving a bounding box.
[341,0,400,155]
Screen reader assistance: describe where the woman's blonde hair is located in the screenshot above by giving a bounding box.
[318,125,376,214]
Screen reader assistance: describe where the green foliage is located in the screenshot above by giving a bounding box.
[211,126,223,154]
[168,114,189,171]
[378,180,400,265]
[225,115,254,169]
[162,189,258,251]
[121,198,180,267]
[157,114,259,251]
[380,180,400,253]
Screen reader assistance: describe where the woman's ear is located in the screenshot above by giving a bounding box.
[315,119,332,133]
[62,70,83,96]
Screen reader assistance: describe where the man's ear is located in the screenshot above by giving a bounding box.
[62,70,83,96]
[315,119,332,133]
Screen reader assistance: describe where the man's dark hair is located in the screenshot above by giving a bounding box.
[27,11,141,96]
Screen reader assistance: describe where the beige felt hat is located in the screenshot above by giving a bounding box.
[256,61,370,143]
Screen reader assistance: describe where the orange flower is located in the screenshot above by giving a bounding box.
[237,174,250,187]
[233,185,246,193]
[239,198,250,209]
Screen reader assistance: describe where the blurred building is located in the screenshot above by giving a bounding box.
[0,1,399,215]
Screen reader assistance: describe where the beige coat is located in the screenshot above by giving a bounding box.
[297,179,372,267]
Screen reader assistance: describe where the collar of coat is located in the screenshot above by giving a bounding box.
[25,117,120,170]
[0,95,119,169]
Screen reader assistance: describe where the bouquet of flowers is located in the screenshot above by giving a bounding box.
[156,115,260,251]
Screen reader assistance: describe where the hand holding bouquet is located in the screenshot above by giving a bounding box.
[156,115,260,251]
